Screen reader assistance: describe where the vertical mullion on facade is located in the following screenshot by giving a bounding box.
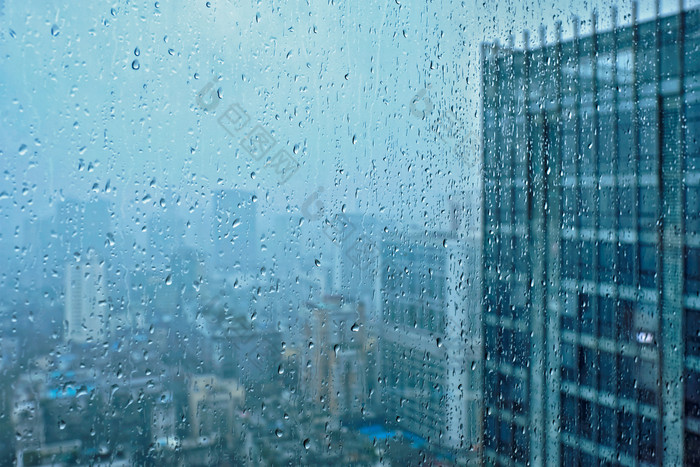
[545,21,564,467]
[572,18,583,381]
[531,25,549,466]
[630,5,642,459]
[522,29,544,467]
[589,12,602,460]
[659,2,686,465]
[481,40,496,466]
[609,6,622,455]
[652,2,664,462]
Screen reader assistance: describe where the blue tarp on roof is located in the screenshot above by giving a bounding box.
[358,425,426,448]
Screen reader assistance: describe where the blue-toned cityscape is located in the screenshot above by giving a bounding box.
[0,1,698,466]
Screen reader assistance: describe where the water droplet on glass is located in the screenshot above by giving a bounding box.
[51,25,59,37]
[132,60,140,70]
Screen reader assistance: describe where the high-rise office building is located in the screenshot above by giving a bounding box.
[329,212,379,304]
[23,198,112,305]
[380,229,481,458]
[147,212,187,273]
[57,199,112,261]
[482,7,698,466]
[211,190,257,273]
[64,250,108,344]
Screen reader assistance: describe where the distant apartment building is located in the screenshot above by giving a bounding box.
[301,296,369,420]
[379,229,482,459]
[11,365,125,464]
[481,7,698,466]
[188,375,244,444]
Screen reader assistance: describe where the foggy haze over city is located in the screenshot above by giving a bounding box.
[1,0,699,465]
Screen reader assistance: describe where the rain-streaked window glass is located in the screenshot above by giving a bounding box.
[1,0,699,466]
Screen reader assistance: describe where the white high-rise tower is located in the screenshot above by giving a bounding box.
[64,250,107,344]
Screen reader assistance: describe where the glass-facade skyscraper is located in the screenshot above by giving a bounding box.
[482,7,698,466]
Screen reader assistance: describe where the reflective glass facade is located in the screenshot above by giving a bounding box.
[482,8,699,466]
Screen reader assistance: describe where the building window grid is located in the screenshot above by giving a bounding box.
[482,8,699,464]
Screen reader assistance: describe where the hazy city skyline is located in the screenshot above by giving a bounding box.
[1,0,698,466]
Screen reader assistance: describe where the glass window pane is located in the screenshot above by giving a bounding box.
[2,3,696,467]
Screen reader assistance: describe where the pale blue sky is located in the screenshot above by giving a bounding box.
[0,0,695,242]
